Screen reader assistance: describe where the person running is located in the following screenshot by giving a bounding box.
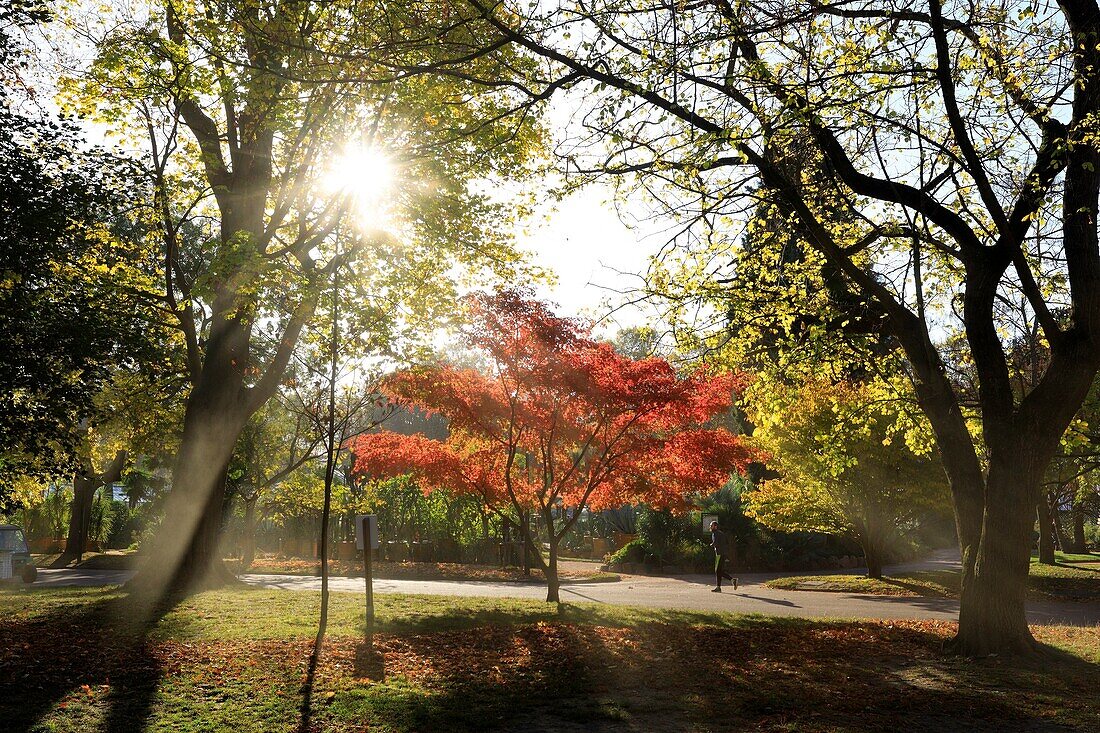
[709,520,736,592]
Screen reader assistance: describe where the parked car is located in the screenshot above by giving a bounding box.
[0,524,36,583]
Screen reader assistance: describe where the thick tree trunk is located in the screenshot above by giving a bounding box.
[1037,495,1056,565]
[58,474,96,566]
[133,345,251,594]
[950,465,1037,656]
[858,512,887,579]
[1070,503,1087,554]
[172,460,235,588]
[862,541,884,580]
[53,451,126,568]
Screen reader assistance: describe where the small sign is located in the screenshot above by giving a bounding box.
[355,514,380,550]
[702,514,719,534]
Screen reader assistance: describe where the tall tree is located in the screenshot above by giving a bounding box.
[348,290,755,601]
[459,0,1100,654]
[61,0,545,590]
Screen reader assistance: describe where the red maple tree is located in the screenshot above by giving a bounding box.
[347,290,755,601]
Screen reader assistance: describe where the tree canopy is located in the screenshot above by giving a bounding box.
[0,1,163,509]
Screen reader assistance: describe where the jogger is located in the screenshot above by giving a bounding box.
[709,520,736,592]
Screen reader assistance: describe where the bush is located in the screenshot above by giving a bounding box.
[677,539,712,571]
[1085,519,1099,550]
[606,538,647,565]
[637,507,690,563]
[105,500,144,549]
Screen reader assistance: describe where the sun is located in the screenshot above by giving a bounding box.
[322,144,397,227]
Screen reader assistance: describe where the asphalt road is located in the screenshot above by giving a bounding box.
[29,558,1100,626]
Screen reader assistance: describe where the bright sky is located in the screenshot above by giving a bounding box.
[522,185,658,331]
[517,85,665,333]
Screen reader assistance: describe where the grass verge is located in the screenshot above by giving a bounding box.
[766,562,1100,603]
[237,557,620,584]
[1,585,1098,732]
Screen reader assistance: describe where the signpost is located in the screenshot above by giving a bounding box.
[355,514,379,644]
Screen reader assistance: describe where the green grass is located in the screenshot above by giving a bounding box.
[32,550,139,570]
[764,573,952,597]
[1032,550,1100,564]
[1,585,1098,732]
[766,562,1100,603]
[0,585,783,641]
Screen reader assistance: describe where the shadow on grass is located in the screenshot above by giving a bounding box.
[0,586,190,733]
[324,614,1100,733]
[370,596,814,637]
[1029,563,1100,603]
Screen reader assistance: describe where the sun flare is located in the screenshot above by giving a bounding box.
[323,144,397,227]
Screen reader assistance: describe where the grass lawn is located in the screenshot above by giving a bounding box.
[1,586,1098,732]
[766,560,1100,603]
[1033,551,1100,564]
[33,551,136,571]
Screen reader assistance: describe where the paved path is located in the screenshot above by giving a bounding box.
[31,558,1100,626]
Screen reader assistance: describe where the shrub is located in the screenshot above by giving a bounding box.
[606,538,647,565]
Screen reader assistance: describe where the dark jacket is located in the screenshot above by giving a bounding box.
[710,528,729,556]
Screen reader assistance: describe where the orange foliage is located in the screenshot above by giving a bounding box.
[347,289,756,532]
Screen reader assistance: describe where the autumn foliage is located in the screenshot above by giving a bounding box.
[347,289,755,600]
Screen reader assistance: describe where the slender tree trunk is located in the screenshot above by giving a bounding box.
[521,510,530,576]
[545,537,560,603]
[1037,495,1056,565]
[951,463,1037,656]
[1052,502,1072,551]
[241,495,259,570]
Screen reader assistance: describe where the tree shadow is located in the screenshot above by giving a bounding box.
[879,577,956,598]
[0,586,190,733]
[322,616,1100,732]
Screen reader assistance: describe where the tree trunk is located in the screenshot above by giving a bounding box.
[1070,502,1087,554]
[1052,503,1072,552]
[58,473,96,566]
[53,451,126,568]
[1036,495,1056,565]
[173,461,235,588]
[133,347,250,594]
[862,541,884,580]
[521,510,531,576]
[950,465,1037,656]
[241,495,258,571]
[858,511,887,579]
[545,537,560,603]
